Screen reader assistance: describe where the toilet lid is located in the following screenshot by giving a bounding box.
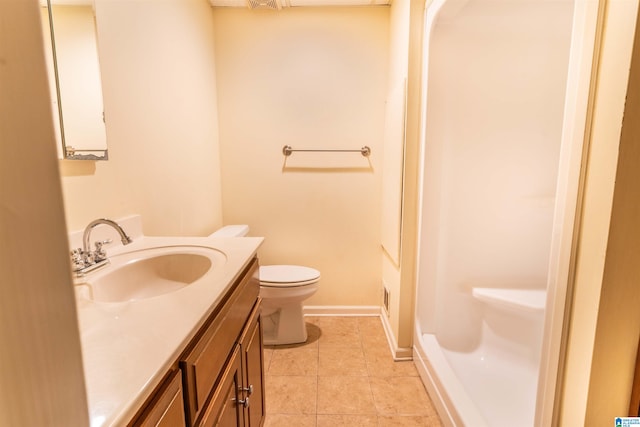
[260,265,320,287]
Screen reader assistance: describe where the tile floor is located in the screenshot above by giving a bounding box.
[262,316,443,427]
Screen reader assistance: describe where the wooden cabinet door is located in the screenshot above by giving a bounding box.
[239,301,266,427]
[131,370,186,427]
[198,345,244,427]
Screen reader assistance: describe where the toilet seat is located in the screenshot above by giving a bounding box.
[260,265,320,288]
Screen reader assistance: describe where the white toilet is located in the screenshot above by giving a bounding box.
[259,264,320,345]
[209,225,320,345]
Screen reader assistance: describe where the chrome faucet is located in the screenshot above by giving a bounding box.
[83,218,132,254]
[71,218,133,276]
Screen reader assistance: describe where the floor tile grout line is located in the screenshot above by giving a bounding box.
[357,319,380,418]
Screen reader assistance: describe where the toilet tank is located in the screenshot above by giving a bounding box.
[208,225,250,238]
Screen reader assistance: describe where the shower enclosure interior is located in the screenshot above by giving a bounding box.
[413,0,588,425]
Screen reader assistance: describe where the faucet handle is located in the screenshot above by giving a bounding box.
[70,248,85,270]
[94,239,112,261]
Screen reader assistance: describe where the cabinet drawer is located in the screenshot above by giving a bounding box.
[181,259,259,425]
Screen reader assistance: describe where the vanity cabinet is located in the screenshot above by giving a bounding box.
[129,257,264,427]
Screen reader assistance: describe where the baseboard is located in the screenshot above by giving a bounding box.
[380,311,413,361]
[302,305,381,316]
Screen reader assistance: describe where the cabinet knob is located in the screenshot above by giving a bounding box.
[236,397,250,408]
[240,385,254,395]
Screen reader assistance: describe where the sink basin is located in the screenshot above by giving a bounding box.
[80,246,226,303]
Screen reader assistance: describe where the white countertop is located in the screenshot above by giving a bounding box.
[73,234,263,427]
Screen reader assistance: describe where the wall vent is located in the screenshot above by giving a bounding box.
[383,286,390,314]
[247,0,282,9]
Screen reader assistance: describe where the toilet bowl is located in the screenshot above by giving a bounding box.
[259,265,320,345]
[209,225,320,345]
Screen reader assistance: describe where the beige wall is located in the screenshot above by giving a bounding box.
[381,0,409,343]
[382,0,425,350]
[559,0,640,424]
[213,7,389,307]
[0,0,88,424]
[59,0,224,237]
[380,0,416,350]
[393,0,427,349]
[381,0,410,269]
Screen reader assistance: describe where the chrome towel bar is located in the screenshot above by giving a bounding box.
[282,145,371,157]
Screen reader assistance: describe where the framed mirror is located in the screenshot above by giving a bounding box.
[41,0,108,160]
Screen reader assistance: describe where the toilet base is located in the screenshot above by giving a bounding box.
[261,303,308,345]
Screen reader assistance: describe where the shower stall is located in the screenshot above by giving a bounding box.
[413,0,596,425]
